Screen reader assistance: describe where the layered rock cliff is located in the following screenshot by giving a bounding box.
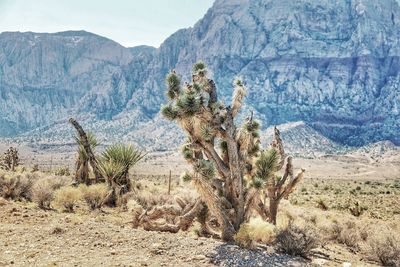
[1,0,399,147]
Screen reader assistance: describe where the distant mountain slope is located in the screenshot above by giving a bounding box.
[1,0,400,147]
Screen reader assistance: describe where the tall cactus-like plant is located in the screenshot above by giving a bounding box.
[74,132,98,185]
[161,62,305,241]
[69,118,102,184]
[0,147,20,172]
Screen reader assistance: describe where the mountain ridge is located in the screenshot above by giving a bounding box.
[1,0,400,147]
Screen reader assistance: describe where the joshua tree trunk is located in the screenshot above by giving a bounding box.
[69,118,102,183]
[269,198,279,225]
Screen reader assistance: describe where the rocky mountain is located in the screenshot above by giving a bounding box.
[1,0,400,149]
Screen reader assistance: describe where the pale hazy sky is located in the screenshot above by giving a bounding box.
[0,0,215,47]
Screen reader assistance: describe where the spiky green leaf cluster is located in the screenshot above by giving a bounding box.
[244,120,260,133]
[102,144,146,171]
[166,72,181,100]
[248,143,260,157]
[192,61,206,75]
[181,172,193,182]
[176,92,202,117]
[200,124,214,142]
[193,83,202,93]
[182,146,193,161]
[97,159,124,182]
[194,159,215,180]
[251,177,265,189]
[254,148,280,182]
[161,104,178,121]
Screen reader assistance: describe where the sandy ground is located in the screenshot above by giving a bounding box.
[0,200,307,267]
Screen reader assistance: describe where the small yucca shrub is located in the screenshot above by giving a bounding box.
[54,186,81,212]
[80,184,108,210]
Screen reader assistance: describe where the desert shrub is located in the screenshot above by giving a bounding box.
[31,164,39,172]
[0,173,34,200]
[366,230,400,266]
[133,190,171,210]
[32,178,55,209]
[321,220,360,251]
[338,221,360,251]
[53,186,81,212]
[235,217,276,249]
[81,184,108,210]
[275,223,319,257]
[349,202,364,217]
[315,198,328,210]
[54,167,71,176]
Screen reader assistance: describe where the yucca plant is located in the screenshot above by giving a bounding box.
[161,62,305,241]
[101,144,146,202]
[74,132,98,185]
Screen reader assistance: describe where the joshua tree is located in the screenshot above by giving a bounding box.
[100,144,146,204]
[161,62,305,241]
[0,147,20,172]
[69,118,102,183]
[74,132,98,185]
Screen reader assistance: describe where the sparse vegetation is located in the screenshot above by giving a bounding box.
[366,228,400,266]
[275,222,319,257]
[0,173,34,200]
[80,184,108,210]
[32,178,55,209]
[54,186,81,212]
[54,166,71,176]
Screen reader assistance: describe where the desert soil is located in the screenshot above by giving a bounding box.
[0,200,307,267]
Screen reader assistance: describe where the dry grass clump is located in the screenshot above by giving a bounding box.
[80,184,108,210]
[32,178,55,209]
[275,222,319,258]
[31,175,72,209]
[234,217,276,249]
[0,173,35,200]
[366,228,400,267]
[53,186,81,212]
[133,190,172,210]
[318,219,360,252]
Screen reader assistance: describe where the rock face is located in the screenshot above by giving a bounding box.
[1,0,400,147]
